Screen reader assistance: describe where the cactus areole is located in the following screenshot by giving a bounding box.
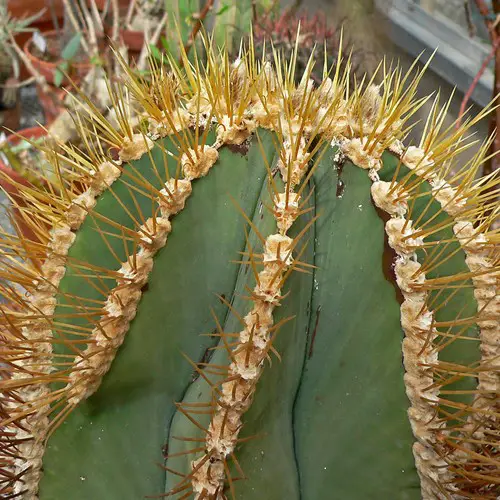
[0,36,498,500]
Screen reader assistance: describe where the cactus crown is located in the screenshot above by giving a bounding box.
[0,32,499,500]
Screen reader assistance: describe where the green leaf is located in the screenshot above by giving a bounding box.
[149,44,162,62]
[61,32,82,61]
[216,4,230,16]
[53,65,66,87]
[90,55,104,66]
[10,8,47,33]
[160,36,170,53]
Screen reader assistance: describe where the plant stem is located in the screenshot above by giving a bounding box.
[473,0,500,176]
[78,0,99,57]
[456,37,500,129]
[181,0,214,63]
[125,0,138,27]
[137,12,168,71]
[61,0,91,55]
[488,0,500,176]
[110,0,120,43]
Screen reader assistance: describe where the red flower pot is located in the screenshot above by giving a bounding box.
[120,28,144,53]
[23,30,93,85]
[0,88,21,131]
[8,1,65,80]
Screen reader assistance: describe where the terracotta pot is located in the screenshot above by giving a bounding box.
[0,126,47,241]
[93,0,130,10]
[120,28,144,54]
[35,83,70,124]
[7,0,64,21]
[8,2,65,80]
[23,30,93,85]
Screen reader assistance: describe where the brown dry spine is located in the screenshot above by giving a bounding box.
[454,221,498,405]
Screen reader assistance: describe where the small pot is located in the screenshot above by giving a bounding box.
[7,0,64,20]
[23,30,93,85]
[0,126,47,241]
[9,1,65,80]
[120,28,145,53]
[92,0,130,10]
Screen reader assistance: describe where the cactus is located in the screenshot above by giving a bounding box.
[251,8,355,83]
[0,35,499,500]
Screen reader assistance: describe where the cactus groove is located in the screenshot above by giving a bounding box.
[0,35,498,500]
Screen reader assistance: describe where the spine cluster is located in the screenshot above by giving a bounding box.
[190,141,309,498]
[371,178,450,498]
[8,160,121,498]
[67,146,219,406]
[455,220,499,416]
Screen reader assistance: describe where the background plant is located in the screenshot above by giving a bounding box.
[0,2,46,112]
[0,134,55,188]
[53,33,85,88]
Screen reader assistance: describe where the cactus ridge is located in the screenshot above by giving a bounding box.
[0,33,498,499]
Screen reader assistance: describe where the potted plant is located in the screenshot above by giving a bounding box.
[7,1,65,80]
[23,30,91,123]
[0,4,48,129]
[2,0,121,126]
[23,30,92,85]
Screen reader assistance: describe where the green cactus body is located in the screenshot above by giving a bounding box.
[0,38,498,500]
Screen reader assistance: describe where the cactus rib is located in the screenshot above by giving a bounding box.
[398,143,499,496]
[343,127,498,497]
[371,175,451,497]
[186,138,316,496]
[66,143,221,407]
[4,156,122,497]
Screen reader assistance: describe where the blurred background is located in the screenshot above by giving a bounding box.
[0,0,498,234]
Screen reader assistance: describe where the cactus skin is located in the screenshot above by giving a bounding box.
[0,36,499,500]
